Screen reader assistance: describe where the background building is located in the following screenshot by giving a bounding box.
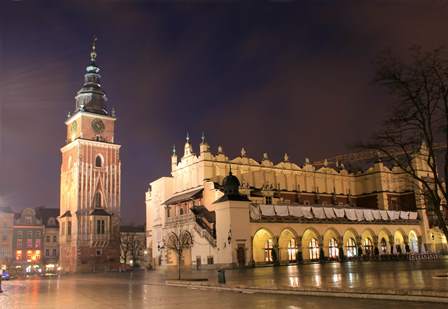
[0,207,15,269]
[120,225,147,268]
[13,208,44,273]
[146,137,447,268]
[35,207,60,272]
[59,40,121,272]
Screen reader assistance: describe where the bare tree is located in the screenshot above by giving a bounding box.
[164,227,193,280]
[129,236,144,267]
[120,233,134,265]
[361,46,448,241]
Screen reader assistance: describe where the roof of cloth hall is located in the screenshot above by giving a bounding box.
[249,204,419,225]
[163,187,204,205]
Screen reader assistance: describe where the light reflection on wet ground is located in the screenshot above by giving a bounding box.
[220,258,448,291]
[1,274,447,309]
[1,259,447,308]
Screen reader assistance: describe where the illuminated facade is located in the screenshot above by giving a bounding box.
[59,40,121,272]
[146,137,447,268]
[13,208,43,273]
[0,207,14,268]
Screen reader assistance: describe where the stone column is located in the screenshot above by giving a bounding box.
[296,236,303,264]
[356,236,363,257]
[338,236,345,261]
[390,238,395,255]
[250,235,255,266]
[273,236,280,266]
[403,235,410,253]
[372,235,379,256]
[417,236,423,254]
[318,235,325,262]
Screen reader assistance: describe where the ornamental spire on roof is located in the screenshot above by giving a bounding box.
[74,36,109,116]
[90,36,97,65]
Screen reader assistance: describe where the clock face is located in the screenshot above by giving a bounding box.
[71,121,77,133]
[91,119,105,133]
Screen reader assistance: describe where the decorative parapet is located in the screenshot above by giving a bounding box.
[249,204,419,225]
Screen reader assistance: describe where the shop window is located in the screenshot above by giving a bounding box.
[287,239,297,262]
[346,238,357,257]
[363,238,373,256]
[328,238,339,258]
[308,238,320,260]
[16,250,22,261]
[380,238,387,254]
[264,239,273,262]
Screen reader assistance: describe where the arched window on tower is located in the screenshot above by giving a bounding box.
[95,155,103,168]
[94,192,102,208]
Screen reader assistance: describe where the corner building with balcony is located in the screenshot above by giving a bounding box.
[146,136,447,268]
[59,41,121,272]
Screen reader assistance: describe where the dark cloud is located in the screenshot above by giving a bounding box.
[1,2,448,224]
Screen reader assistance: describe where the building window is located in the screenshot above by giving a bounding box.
[28,231,33,238]
[363,238,373,256]
[16,250,22,261]
[25,216,32,224]
[265,196,272,205]
[328,238,339,259]
[27,239,33,248]
[26,250,32,261]
[67,221,72,235]
[36,231,41,237]
[308,238,320,260]
[52,249,57,256]
[207,256,214,264]
[61,222,65,235]
[17,231,23,238]
[96,249,102,256]
[53,235,57,242]
[96,220,105,234]
[346,238,357,257]
[287,239,297,262]
[95,155,103,167]
[35,239,41,249]
[46,235,51,242]
[264,239,273,262]
[17,239,23,248]
[94,192,102,208]
[46,249,50,257]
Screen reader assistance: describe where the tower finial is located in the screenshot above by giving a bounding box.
[90,36,98,64]
[172,144,176,156]
[186,132,190,143]
[201,131,205,144]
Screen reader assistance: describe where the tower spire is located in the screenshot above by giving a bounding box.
[90,36,97,65]
[74,36,108,116]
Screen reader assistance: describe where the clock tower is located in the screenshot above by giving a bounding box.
[59,38,121,272]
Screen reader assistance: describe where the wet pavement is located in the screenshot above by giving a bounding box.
[0,274,446,309]
[0,258,447,308]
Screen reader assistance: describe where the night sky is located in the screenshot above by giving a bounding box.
[1,2,448,224]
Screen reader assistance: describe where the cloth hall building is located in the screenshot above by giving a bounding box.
[146,137,447,268]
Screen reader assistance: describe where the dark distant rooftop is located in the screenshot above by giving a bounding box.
[120,225,145,233]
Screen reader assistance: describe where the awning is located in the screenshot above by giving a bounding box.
[163,188,203,205]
